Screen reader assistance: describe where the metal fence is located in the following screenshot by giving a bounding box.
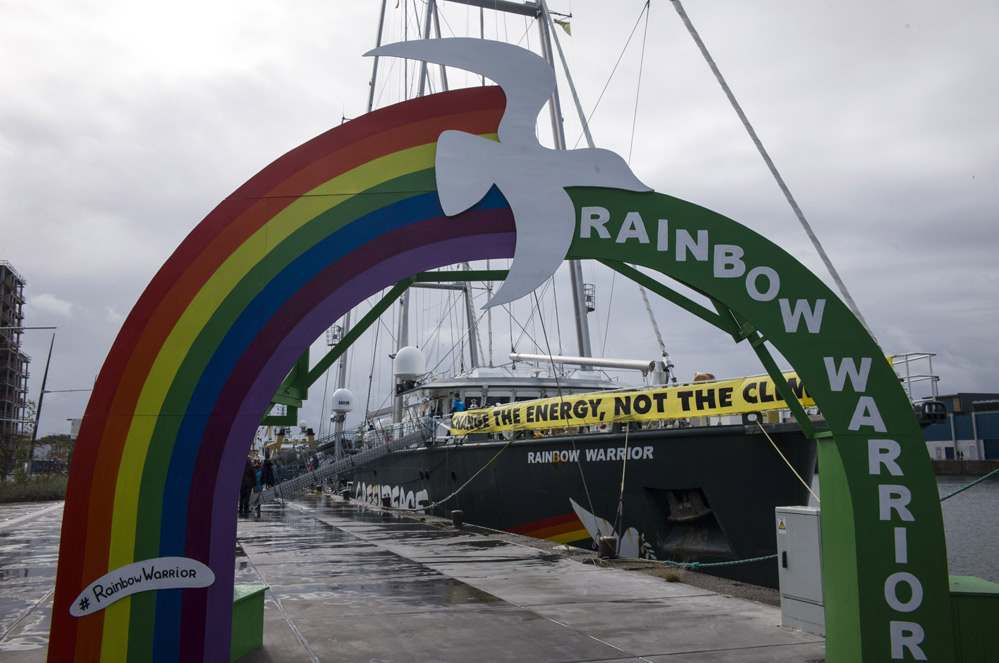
[253,419,434,506]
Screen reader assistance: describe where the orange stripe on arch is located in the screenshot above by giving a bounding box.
[53,88,508,662]
[82,99,505,594]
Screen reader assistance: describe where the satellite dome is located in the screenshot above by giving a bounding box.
[394,346,426,380]
[331,388,354,414]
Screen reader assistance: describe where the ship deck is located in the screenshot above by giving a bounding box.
[0,496,825,662]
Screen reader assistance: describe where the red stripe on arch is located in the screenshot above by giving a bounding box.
[50,87,506,662]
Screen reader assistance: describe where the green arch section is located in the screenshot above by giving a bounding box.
[565,187,953,662]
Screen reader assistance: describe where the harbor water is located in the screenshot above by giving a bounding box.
[809,473,999,583]
[937,474,999,583]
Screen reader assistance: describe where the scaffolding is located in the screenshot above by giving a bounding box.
[0,261,30,473]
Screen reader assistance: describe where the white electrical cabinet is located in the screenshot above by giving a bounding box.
[775,506,824,635]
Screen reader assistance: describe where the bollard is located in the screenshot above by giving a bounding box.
[382,496,391,508]
[341,489,350,502]
[597,536,618,559]
[451,510,464,529]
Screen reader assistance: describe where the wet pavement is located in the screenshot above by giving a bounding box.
[0,497,825,661]
[0,502,61,658]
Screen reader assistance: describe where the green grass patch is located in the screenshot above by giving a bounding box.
[0,474,68,503]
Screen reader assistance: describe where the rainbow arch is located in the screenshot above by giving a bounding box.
[50,87,514,662]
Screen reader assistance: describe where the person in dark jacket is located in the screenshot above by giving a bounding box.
[239,457,256,514]
[260,452,276,489]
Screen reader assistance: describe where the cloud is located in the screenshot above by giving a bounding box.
[103,306,125,326]
[2,0,996,438]
[27,293,76,318]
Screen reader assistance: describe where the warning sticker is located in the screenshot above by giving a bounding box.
[777,516,787,534]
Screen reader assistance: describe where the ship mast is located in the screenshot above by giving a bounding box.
[369,0,596,420]
[415,0,595,361]
[534,1,594,363]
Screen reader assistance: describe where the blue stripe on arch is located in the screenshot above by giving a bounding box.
[148,191,440,654]
[150,187,509,653]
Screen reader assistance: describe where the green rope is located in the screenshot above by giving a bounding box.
[939,467,999,502]
[659,554,777,570]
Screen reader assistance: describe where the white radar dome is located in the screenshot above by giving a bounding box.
[330,388,354,414]
[393,346,426,380]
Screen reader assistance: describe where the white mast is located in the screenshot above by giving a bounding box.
[369,0,597,422]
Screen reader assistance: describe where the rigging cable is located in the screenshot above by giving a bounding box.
[319,364,332,439]
[533,290,600,542]
[363,300,381,424]
[547,0,664,380]
[403,0,409,100]
[486,260,494,365]
[508,281,515,356]
[599,269,617,358]
[668,0,874,340]
[465,263,486,366]
[423,284,473,376]
[559,2,650,150]
[628,1,652,163]
[506,277,557,355]
[638,284,677,384]
[422,281,502,377]
[549,274,566,359]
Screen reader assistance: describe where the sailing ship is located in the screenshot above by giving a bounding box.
[343,358,818,588]
[258,0,923,588]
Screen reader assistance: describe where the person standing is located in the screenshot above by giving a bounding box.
[239,457,256,514]
[261,452,276,489]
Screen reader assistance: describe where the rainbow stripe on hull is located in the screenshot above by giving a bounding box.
[50,87,512,662]
[508,513,590,545]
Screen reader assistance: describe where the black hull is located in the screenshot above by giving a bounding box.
[350,423,816,588]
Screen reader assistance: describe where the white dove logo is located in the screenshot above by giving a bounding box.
[367,38,651,308]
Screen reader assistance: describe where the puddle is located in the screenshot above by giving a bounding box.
[238,501,509,613]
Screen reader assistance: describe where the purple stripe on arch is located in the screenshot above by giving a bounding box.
[176,212,514,658]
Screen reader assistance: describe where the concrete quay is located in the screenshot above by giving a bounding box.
[0,497,825,661]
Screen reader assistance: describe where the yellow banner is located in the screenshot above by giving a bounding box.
[449,372,814,435]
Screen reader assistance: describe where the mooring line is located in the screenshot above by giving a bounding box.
[939,466,999,501]
[391,435,517,512]
[757,421,820,503]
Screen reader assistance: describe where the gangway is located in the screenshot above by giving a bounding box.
[250,420,434,508]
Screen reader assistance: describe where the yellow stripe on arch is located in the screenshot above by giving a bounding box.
[100,143,439,647]
[99,598,131,663]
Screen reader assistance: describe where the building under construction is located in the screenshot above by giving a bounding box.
[0,261,30,473]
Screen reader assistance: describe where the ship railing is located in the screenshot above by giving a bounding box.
[891,352,940,403]
[889,352,947,425]
[254,419,434,505]
[353,418,433,449]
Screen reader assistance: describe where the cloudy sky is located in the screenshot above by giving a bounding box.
[2,0,996,438]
